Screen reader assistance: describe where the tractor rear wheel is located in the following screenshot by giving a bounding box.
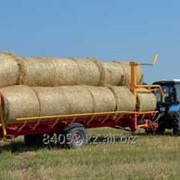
[171,111,180,135]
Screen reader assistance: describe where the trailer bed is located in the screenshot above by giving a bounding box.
[0,110,158,139]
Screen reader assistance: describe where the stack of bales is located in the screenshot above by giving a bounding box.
[0,52,157,125]
[0,53,144,87]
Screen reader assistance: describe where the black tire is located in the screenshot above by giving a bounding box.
[145,128,155,135]
[24,134,43,147]
[63,123,88,149]
[171,111,180,135]
[155,116,166,135]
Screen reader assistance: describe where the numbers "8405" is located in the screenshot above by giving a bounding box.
[43,133,78,145]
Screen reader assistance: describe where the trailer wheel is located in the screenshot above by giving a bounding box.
[24,134,43,147]
[63,123,88,149]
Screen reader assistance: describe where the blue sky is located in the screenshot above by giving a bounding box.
[0,0,180,83]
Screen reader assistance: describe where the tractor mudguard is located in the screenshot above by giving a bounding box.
[169,104,180,113]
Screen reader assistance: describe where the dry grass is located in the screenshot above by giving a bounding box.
[0,128,180,180]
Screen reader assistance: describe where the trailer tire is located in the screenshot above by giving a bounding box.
[63,123,88,149]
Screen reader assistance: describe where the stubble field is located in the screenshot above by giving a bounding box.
[0,128,180,180]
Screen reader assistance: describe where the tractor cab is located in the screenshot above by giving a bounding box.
[153,80,180,134]
[153,80,180,108]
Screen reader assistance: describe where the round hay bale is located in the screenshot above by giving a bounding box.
[118,62,144,87]
[32,87,70,116]
[102,62,125,86]
[86,86,116,112]
[88,58,105,86]
[137,88,157,112]
[109,86,136,111]
[73,59,101,86]
[20,57,56,86]
[61,86,94,114]
[51,58,81,86]
[32,86,118,116]
[0,52,21,87]
[0,85,40,124]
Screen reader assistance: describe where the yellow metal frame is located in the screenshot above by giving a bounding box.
[16,110,158,123]
[130,54,164,99]
[130,61,138,97]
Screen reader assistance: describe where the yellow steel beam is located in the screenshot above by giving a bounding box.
[138,124,149,128]
[140,54,158,66]
[137,84,164,96]
[130,62,138,97]
[16,111,158,123]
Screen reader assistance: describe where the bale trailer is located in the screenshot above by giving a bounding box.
[0,55,163,148]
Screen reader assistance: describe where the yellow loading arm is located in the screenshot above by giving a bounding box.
[130,54,164,100]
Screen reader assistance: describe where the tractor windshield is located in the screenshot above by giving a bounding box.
[155,84,175,103]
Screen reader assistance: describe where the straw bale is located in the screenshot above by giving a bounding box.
[20,57,56,86]
[61,86,94,114]
[0,52,21,87]
[0,85,40,124]
[102,62,125,86]
[137,88,157,112]
[32,87,70,116]
[109,86,136,111]
[73,59,101,86]
[86,86,116,112]
[51,58,81,85]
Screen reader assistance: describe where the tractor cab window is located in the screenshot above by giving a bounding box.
[154,89,161,103]
[162,85,175,103]
[162,86,175,103]
[154,84,175,103]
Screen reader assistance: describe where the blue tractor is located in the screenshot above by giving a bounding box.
[153,80,180,135]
